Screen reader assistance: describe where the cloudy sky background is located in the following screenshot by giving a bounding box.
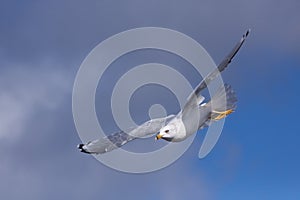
[1,0,300,199]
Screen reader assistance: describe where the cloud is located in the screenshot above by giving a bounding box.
[0,61,71,139]
[0,0,299,64]
[0,1,299,199]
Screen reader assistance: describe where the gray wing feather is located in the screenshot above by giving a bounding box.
[78,115,175,154]
[183,29,250,111]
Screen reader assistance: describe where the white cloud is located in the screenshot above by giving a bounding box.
[0,61,71,139]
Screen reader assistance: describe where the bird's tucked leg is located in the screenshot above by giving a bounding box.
[210,109,234,120]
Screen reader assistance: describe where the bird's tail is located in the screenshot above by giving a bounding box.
[208,84,237,120]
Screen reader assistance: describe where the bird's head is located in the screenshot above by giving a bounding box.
[155,123,177,141]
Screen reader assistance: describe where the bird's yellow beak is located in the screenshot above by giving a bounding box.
[155,133,162,140]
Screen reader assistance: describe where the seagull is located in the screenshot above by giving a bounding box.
[78,29,250,154]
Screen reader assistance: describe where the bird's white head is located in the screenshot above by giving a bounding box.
[155,123,177,141]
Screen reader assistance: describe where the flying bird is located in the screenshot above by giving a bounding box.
[78,29,250,154]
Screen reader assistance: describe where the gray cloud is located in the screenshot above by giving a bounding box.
[0,61,72,139]
[0,0,299,63]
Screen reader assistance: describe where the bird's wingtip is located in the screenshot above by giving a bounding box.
[244,29,251,37]
[77,144,91,154]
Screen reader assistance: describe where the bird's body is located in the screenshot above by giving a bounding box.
[156,83,237,142]
[78,29,250,154]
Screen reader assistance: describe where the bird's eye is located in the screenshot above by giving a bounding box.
[165,130,169,133]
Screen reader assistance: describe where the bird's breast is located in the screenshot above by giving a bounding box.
[171,119,188,142]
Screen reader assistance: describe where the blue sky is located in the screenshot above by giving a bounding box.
[0,0,300,199]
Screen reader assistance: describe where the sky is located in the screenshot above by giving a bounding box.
[0,0,300,199]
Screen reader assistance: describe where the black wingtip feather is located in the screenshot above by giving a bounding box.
[244,29,251,37]
[77,144,91,154]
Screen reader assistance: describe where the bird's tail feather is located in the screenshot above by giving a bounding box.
[208,84,237,120]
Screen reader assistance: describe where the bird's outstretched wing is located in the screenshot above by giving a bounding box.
[78,115,175,154]
[183,29,250,113]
